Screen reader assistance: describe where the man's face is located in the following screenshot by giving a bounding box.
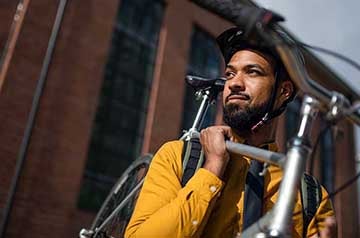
[222,49,276,133]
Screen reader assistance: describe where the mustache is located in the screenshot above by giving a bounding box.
[225,92,250,102]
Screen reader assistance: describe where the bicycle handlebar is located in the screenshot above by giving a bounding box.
[269,27,360,125]
[190,0,360,126]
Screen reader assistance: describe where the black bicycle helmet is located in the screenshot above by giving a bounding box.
[216,27,296,132]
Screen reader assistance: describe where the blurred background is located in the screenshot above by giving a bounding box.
[0,0,359,237]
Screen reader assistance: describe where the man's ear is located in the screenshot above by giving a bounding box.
[279,80,294,103]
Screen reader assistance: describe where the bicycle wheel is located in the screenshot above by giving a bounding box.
[90,154,152,238]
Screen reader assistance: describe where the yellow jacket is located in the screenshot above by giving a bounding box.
[125,140,334,238]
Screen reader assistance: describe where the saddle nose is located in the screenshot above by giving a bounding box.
[185,75,226,92]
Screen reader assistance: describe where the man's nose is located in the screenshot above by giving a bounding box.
[228,76,245,92]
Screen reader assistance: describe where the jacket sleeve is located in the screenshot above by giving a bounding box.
[306,186,336,237]
[125,141,224,238]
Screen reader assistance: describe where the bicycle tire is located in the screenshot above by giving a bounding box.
[90,154,152,238]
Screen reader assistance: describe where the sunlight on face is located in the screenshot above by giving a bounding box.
[223,49,276,110]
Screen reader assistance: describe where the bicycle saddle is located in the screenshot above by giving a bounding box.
[185,75,226,92]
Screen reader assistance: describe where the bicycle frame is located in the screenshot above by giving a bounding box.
[181,18,360,238]
[80,16,360,238]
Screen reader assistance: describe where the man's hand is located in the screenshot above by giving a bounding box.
[310,217,337,238]
[200,126,232,179]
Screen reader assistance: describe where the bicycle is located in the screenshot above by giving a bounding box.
[80,1,360,237]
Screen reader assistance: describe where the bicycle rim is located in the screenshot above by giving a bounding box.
[90,155,152,238]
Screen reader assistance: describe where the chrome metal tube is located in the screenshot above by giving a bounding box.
[267,144,310,236]
[272,31,330,105]
[191,93,210,130]
[191,131,285,168]
[226,141,285,167]
[267,95,319,236]
[297,96,319,138]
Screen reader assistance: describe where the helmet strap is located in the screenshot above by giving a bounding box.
[251,70,288,133]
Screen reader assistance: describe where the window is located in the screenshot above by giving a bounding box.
[78,0,165,211]
[181,26,223,132]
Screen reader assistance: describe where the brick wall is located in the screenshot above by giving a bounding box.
[0,0,358,237]
[0,0,118,237]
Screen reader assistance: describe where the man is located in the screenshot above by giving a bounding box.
[125,27,335,238]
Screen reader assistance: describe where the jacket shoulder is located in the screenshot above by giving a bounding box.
[151,140,185,179]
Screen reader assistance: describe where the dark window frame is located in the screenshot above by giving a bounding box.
[78,0,165,211]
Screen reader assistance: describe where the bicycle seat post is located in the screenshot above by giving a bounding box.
[181,89,212,141]
[181,75,225,141]
[191,90,211,130]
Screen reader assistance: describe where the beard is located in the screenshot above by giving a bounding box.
[223,101,268,134]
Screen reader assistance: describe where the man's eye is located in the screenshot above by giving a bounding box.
[247,69,262,76]
[225,71,235,79]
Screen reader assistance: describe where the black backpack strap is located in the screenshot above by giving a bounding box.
[301,173,322,237]
[242,145,267,230]
[181,137,205,187]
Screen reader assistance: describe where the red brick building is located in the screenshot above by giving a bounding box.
[0,0,359,237]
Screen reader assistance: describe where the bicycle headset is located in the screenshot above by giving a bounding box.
[216,27,297,132]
